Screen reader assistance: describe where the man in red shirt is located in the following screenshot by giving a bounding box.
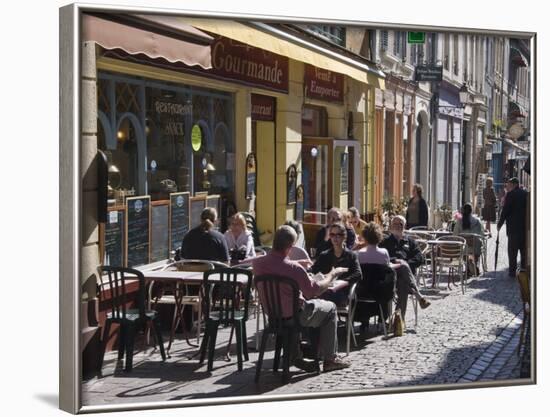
[253,225,350,373]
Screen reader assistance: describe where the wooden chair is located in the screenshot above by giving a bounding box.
[199,268,253,372]
[98,266,166,372]
[517,269,530,356]
[254,274,320,383]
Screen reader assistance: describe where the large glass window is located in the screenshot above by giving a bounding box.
[97,73,234,203]
[302,143,329,224]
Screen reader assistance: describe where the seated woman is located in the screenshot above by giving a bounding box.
[358,221,429,324]
[311,222,362,306]
[181,207,230,263]
[284,219,313,270]
[453,203,483,274]
[224,213,255,262]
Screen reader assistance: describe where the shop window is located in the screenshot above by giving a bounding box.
[302,143,329,224]
[98,74,234,204]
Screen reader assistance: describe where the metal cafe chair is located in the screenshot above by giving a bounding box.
[434,236,467,293]
[458,232,484,277]
[199,267,253,372]
[253,274,320,383]
[98,266,166,372]
[337,282,359,355]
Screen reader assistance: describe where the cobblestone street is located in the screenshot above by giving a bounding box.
[82,224,531,407]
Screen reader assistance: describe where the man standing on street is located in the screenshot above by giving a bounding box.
[497,177,528,277]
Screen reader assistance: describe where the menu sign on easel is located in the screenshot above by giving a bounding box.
[170,192,190,253]
[125,196,150,267]
[104,209,124,267]
[151,203,169,263]
[190,195,207,229]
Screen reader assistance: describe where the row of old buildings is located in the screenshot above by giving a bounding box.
[78,12,531,296]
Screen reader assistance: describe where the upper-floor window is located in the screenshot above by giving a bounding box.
[443,34,450,70]
[393,31,407,60]
[305,25,346,47]
[381,30,389,51]
[453,34,459,75]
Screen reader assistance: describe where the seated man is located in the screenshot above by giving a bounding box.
[379,215,431,321]
[253,225,350,373]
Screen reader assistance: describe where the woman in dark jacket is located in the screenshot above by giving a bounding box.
[405,183,429,229]
[311,222,362,306]
[181,207,230,263]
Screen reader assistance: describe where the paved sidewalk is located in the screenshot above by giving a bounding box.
[82,224,531,407]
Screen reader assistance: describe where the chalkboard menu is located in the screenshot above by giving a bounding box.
[340,152,349,193]
[190,196,206,229]
[206,194,220,213]
[286,164,297,205]
[151,203,169,262]
[295,185,305,222]
[104,209,124,267]
[476,173,487,212]
[126,196,150,267]
[170,192,190,252]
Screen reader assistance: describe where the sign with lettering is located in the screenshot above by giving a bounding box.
[210,36,289,93]
[415,65,443,82]
[304,64,344,103]
[170,192,190,253]
[104,209,124,267]
[408,32,425,44]
[286,164,297,205]
[126,196,150,267]
[251,94,276,121]
[190,196,207,229]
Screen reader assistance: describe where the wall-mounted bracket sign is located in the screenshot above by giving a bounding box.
[295,184,305,222]
[286,164,297,205]
[245,153,257,200]
[415,65,443,82]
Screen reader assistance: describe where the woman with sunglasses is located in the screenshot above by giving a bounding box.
[311,222,362,306]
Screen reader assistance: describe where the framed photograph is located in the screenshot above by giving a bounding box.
[60,1,535,414]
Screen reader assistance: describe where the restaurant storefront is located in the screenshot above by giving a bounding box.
[80,14,383,373]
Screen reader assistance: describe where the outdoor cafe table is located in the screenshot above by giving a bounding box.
[143,269,250,355]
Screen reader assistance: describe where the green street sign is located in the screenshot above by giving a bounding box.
[408,32,425,44]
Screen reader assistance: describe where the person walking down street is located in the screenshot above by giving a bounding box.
[253,226,350,373]
[181,207,230,263]
[313,207,355,258]
[482,177,497,236]
[311,222,362,306]
[454,203,483,275]
[406,184,429,229]
[497,177,528,278]
[379,216,431,321]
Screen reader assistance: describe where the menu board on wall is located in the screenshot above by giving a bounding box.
[104,209,124,267]
[476,173,487,212]
[170,192,190,252]
[151,203,169,262]
[190,196,207,229]
[126,196,150,267]
[340,152,349,193]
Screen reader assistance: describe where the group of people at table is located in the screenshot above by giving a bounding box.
[178,182,490,373]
